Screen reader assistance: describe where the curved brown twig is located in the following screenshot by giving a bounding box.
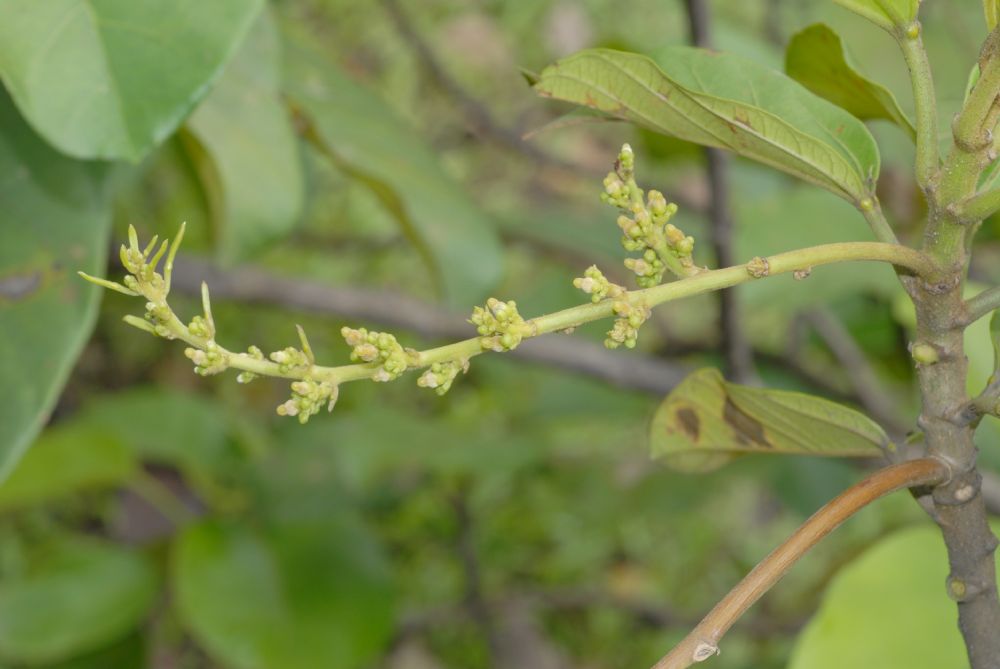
[651,457,949,669]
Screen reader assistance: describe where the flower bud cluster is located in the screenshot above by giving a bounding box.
[184,341,229,376]
[618,193,692,286]
[277,379,339,424]
[118,225,168,298]
[417,359,469,395]
[599,144,637,209]
[605,300,651,349]
[236,346,265,384]
[187,315,214,340]
[573,265,626,303]
[342,327,409,382]
[144,301,175,339]
[269,346,312,374]
[470,298,532,352]
[600,146,694,285]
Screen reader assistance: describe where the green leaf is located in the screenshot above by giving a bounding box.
[186,8,304,262]
[790,522,1000,669]
[834,0,919,30]
[174,519,394,669]
[785,24,916,141]
[988,0,1000,30]
[0,91,112,483]
[0,0,264,161]
[38,634,145,669]
[0,537,157,665]
[649,368,890,472]
[282,28,504,308]
[0,423,134,512]
[535,48,880,204]
[79,388,230,477]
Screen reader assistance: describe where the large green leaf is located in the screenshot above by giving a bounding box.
[174,519,394,669]
[0,423,134,512]
[0,537,157,665]
[534,47,880,204]
[649,368,890,472]
[786,24,915,140]
[0,92,111,483]
[186,8,303,262]
[282,28,504,308]
[834,0,919,30]
[790,523,1000,669]
[0,0,263,161]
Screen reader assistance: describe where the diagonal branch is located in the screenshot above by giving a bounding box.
[651,457,949,669]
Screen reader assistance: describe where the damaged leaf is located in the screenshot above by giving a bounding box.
[650,368,890,472]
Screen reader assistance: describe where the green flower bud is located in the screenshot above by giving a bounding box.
[911,342,940,365]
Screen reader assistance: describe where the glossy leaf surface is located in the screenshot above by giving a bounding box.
[0,0,263,160]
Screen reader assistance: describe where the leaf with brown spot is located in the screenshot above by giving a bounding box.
[650,369,890,473]
[534,47,879,204]
[0,91,112,482]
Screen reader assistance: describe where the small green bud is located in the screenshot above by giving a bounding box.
[911,342,940,365]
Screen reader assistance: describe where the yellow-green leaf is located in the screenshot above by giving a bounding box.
[834,0,919,31]
[535,48,879,205]
[649,368,890,472]
[786,24,916,141]
[987,0,1000,31]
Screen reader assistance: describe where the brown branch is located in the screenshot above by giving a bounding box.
[651,457,949,669]
[168,255,691,394]
[684,0,757,384]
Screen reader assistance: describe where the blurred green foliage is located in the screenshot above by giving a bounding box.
[1,1,998,668]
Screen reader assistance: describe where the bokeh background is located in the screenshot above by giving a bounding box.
[2,1,1000,668]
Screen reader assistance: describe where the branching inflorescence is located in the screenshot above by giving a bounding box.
[81,145,935,426]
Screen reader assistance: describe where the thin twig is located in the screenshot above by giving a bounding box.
[651,457,949,669]
[168,255,690,394]
[963,284,1000,325]
[684,0,757,384]
[451,487,501,660]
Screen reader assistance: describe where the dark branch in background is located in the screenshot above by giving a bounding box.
[451,487,501,661]
[684,0,758,384]
[169,255,690,394]
[380,0,583,172]
[379,0,708,214]
[802,308,909,435]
